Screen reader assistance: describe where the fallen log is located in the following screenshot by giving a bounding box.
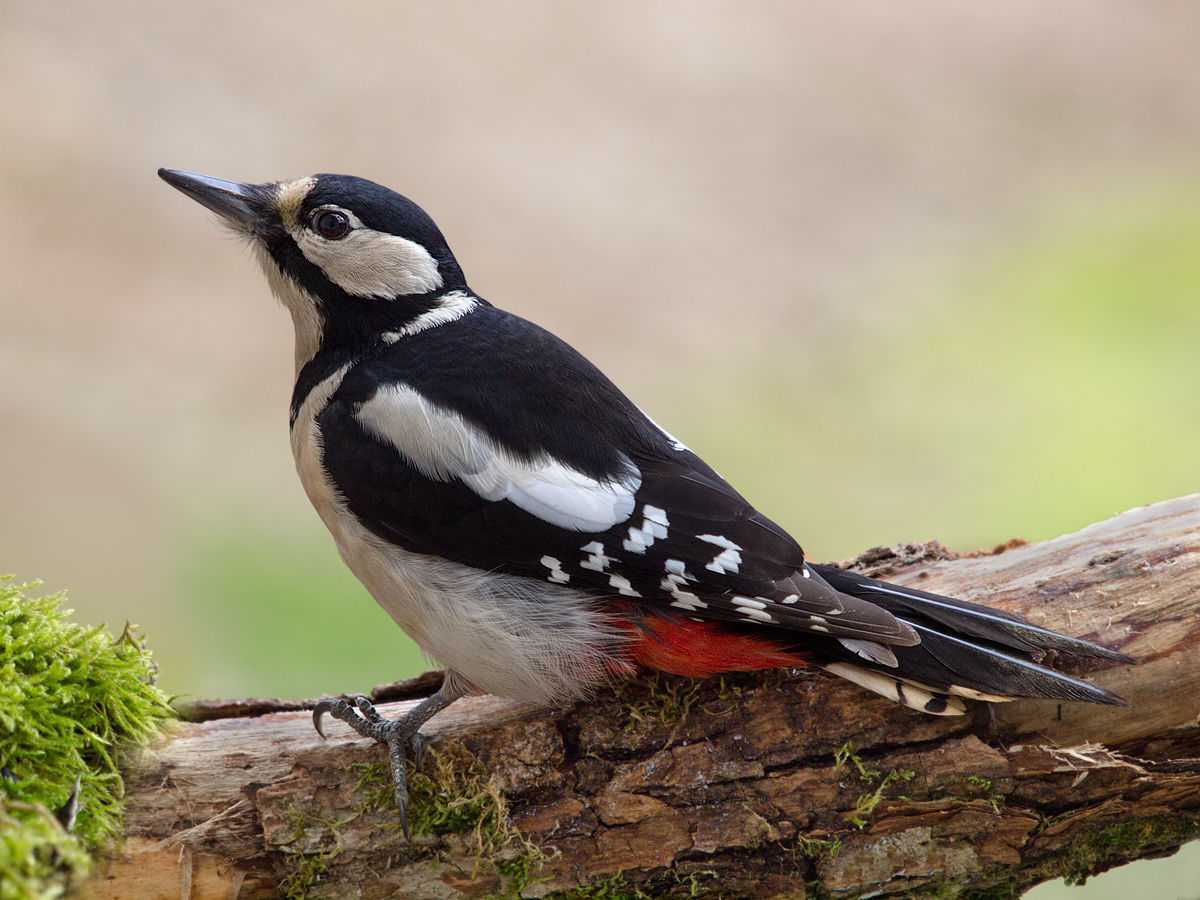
[88,495,1200,899]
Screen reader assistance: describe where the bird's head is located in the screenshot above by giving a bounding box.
[159,169,471,370]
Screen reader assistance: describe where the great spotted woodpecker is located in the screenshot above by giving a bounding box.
[159,169,1131,835]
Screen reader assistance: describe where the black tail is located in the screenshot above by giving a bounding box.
[809,564,1132,713]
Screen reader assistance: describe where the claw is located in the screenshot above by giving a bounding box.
[397,792,411,840]
[307,684,461,838]
[312,699,338,739]
[412,732,430,771]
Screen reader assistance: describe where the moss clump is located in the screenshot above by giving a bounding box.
[1060,816,1200,886]
[0,576,175,897]
[0,800,92,900]
[349,743,544,897]
[613,672,705,731]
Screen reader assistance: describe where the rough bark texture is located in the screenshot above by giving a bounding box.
[88,495,1200,900]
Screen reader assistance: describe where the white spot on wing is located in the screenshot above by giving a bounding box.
[731,596,767,610]
[608,574,641,597]
[732,596,773,623]
[356,384,641,531]
[541,556,570,584]
[697,534,742,572]
[580,541,613,572]
[622,505,670,554]
[740,608,775,623]
[664,559,689,576]
[698,534,741,551]
[643,505,669,526]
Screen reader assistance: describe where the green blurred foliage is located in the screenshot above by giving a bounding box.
[663,180,1200,562]
[174,516,428,700]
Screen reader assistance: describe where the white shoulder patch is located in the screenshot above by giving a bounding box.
[356,384,641,531]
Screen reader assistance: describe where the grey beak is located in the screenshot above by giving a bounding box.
[158,168,262,228]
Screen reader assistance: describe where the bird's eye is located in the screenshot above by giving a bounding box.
[311,209,352,240]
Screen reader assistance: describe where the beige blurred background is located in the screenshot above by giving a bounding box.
[5,0,1200,691]
[2,2,1199,891]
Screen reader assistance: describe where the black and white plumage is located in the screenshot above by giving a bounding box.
[159,168,1132,831]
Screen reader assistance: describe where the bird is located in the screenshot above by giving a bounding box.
[159,168,1132,836]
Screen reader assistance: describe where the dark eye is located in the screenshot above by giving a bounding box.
[311,209,351,240]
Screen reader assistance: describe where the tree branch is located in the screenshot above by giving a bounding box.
[88,495,1200,900]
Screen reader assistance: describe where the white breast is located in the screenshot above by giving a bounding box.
[290,369,633,703]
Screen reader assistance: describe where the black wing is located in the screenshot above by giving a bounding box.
[315,306,914,647]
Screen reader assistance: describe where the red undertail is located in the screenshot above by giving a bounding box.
[620,615,809,678]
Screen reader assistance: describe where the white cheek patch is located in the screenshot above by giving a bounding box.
[291,208,444,298]
[356,384,641,532]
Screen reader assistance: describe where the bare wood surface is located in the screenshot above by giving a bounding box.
[89,495,1200,900]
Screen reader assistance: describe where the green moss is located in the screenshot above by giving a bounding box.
[282,849,335,900]
[0,576,175,897]
[545,872,653,900]
[0,800,91,900]
[613,672,705,731]
[833,743,915,829]
[795,835,843,864]
[1059,816,1200,886]
[346,745,545,898]
[405,742,510,849]
[963,776,1002,814]
[277,800,355,900]
[961,879,1023,900]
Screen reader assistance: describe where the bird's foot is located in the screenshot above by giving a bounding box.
[313,689,457,839]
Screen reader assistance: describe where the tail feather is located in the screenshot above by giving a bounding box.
[822,662,968,716]
[810,564,1132,661]
[893,623,1127,705]
[808,563,1132,707]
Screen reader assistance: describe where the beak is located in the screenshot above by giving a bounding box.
[158,168,264,230]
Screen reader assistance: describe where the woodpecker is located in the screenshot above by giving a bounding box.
[160,168,1131,835]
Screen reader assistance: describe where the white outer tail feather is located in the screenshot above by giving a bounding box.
[823,662,969,716]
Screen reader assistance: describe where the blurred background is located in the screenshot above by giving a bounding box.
[1,2,1198,893]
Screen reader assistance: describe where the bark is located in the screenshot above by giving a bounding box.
[87,495,1200,900]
